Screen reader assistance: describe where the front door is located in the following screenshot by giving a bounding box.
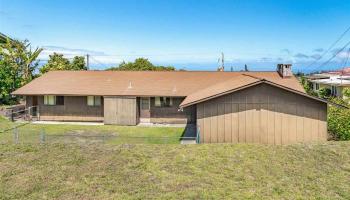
[140,97,150,122]
[31,96,38,116]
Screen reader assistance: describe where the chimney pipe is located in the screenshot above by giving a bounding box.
[277,64,292,78]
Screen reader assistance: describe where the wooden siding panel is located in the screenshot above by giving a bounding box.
[260,103,268,144]
[150,97,196,124]
[217,103,225,143]
[238,103,246,143]
[267,103,275,144]
[203,102,211,143]
[232,104,239,143]
[288,104,297,144]
[197,104,205,143]
[38,96,103,122]
[210,102,218,143]
[224,103,232,142]
[274,103,282,145]
[104,97,136,125]
[195,83,328,144]
[296,104,304,142]
[245,103,253,143]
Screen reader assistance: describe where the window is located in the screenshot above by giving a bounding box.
[44,95,64,105]
[314,83,320,91]
[331,86,337,96]
[141,97,150,110]
[87,96,101,106]
[154,97,173,107]
[44,95,55,105]
[155,97,161,107]
[56,96,64,105]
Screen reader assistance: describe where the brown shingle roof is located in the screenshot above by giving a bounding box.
[12,70,305,97]
[180,74,261,107]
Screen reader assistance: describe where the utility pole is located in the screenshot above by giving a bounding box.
[221,52,224,71]
[86,54,90,69]
[217,52,225,71]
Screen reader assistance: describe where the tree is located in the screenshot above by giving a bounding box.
[0,38,42,104]
[106,58,175,71]
[70,56,87,70]
[40,53,86,74]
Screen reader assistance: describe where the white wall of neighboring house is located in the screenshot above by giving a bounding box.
[309,74,350,99]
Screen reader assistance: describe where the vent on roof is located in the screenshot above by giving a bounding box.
[128,81,133,89]
[277,64,292,78]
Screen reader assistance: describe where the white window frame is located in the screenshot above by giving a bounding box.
[87,96,101,106]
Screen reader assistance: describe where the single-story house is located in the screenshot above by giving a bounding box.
[306,67,350,99]
[13,64,331,144]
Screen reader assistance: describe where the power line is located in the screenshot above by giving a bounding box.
[342,48,350,69]
[316,40,350,70]
[307,25,350,68]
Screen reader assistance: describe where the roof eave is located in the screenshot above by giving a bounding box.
[180,80,347,109]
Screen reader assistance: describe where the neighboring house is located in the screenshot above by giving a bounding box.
[307,67,350,99]
[13,64,332,144]
[0,32,13,44]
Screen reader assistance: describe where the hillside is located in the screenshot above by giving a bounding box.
[1,142,349,199]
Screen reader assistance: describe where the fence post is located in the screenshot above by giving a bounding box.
[28,106,31,120]
[196,126,200,144]
[40,129,46,144]
[13,127,18,144]
[10,109,14,122]
[37,106,40,120]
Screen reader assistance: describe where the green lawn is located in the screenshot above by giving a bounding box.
[0,117,186,144]
[0,142,349,199]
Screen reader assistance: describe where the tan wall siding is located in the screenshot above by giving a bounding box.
[197,83,328,144]
[37,96,103,122]
[104,97,137,125]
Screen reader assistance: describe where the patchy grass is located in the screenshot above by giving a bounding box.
[0,117,185,144]
[0,142,349,199]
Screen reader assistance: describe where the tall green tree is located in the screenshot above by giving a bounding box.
[106,58,175,71]
[0,38,42,104]
[70,56,87,70]
[40,53,86,74]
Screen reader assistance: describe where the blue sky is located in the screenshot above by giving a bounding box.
[1,0,350,72]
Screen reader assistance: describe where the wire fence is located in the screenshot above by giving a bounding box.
[1,106,200,145]
[1,127,199,145]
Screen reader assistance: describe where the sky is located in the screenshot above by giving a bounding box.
[1,0,350,72]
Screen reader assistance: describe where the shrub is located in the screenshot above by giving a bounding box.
[343,87,350,98]
[328,98,350,140]
[318,87,331,99]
